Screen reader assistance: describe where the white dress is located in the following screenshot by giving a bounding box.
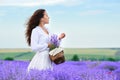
[27,26,60,72]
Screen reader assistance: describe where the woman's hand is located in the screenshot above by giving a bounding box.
[48,43,56,51]
[58,33,65,40]
[48,43,53,48]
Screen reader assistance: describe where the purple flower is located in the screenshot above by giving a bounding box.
[0,60,119,80]
[49,34,60,51]
[50,34,60,47]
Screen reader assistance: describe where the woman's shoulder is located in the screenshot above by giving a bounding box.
[32,26,40,33]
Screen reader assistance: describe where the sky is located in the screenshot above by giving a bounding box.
[0,0,120,48]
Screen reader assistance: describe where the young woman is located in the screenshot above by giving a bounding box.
[25,9,65,72]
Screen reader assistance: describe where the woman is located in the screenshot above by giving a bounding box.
[25,9,65,72]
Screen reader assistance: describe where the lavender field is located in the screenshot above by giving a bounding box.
[0,60,120,80]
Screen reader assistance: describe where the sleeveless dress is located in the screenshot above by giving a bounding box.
[27,26,59,72]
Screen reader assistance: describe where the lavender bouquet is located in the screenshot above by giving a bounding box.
[49,34,60,51]
[49,34,65,64]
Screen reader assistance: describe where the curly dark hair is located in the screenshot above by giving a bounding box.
[25,9,45,46]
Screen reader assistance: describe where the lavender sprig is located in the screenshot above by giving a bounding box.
[49,34,60,51]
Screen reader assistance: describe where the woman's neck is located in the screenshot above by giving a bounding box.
[39,22,45,28]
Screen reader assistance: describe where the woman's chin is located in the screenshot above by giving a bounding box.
[45,22,49,24]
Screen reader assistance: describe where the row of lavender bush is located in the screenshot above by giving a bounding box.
[0,60,120,80]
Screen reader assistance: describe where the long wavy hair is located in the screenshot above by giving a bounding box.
[25,9,45,46]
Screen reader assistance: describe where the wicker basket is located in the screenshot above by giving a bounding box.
[49,49,65,64]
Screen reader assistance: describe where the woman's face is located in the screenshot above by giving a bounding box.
[41,11,49,24]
